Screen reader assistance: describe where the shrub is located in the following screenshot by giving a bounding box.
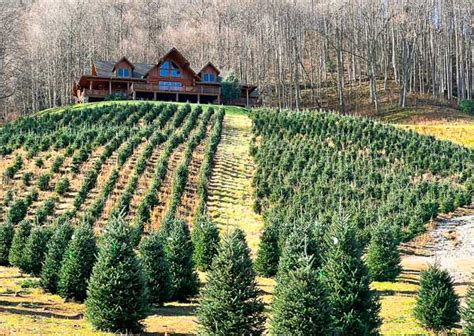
[7,199,27,225]
[139,232,172,305]
[0,222,14,265]
[55,177,70,195]
[8,220,32,269]
[414,264,460,333]
[366,223,401,281]
[86,215,148,332]
[22,171,33,186]
[221,71,241,103]
[197,229,265,335]
[22,225,53,276]
[254,222,280,277]
[35,157,44,168]
[165,219,199,301]
[37,173,51,191]
[192,215,220,272]
[59,223,97,302]
[40,220,73,293]
[459,100,474,115]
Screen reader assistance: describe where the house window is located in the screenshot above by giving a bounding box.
[159,81,182,91]
[117,68,129,77]
[203,73,215,82]
[160,61,181,77]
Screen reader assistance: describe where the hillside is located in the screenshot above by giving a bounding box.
[0,101,473,334]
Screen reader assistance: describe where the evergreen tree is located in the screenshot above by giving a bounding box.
[323,216,381,335]
[139,232,172,305]
[464,283,474,336]
[366,222,401,281]
[192,215,220,272]
[414,264,460,333]
[197,229,265,335]
[86,216,148,333]
[165,218,199,301]
[254,222,280,277]
[8,220,31,270]
[271,255,333,335]
[22,225,52,276]
[40,220,73,293]
[0,222,14,265]
[58,223,97,302]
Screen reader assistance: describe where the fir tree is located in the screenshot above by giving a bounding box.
[323,216,381,335]
[192,215,220,272]
[366,222,401,281]
[464,283,474,336]
[254,222,280,277]
[165,218,199,301]
[271,255,333,335]
[414,264,460,333]
[86,216,148,333]
[58,223,97,302]
[40,220,73,293]
[197,229,265,335]
[139,232,172,305]
[22,225,52,276]
[0,222,14,265]
[8,220,31,270]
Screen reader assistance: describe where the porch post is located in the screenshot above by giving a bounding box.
[89,80,93,90]
[176,93,179,102]
[109,80,112,95]
[217,95,221,105]
[153,92,157,101]
[246,88,249,107]
[197,94,200,104]
[133,91,136,100]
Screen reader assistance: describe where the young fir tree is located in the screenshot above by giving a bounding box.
[323,216,381,335]
[165,218,199,301]
[271,255,333,335]
[22,225,53,276]
[40,220,73,293]
[86,216,148,333]
[414,264,460,333]
[139,232,172,305]
[192,215,220,272]
[0,222,14,265]
[254,222,280,277]
[366,222,401,281]
[58,223,97,302]
[464,283,474,336]
[197,229,265,335]
[8,220,31,269]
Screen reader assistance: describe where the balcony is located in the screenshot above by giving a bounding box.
[83,89,128,97]
[130,83,220,95]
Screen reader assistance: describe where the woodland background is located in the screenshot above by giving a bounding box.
[0,0,472,119]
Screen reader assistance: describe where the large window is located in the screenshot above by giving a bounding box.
[203,73,215,82]
[160,61,181,78]
[117,68,130,77]
[159,81,183,91]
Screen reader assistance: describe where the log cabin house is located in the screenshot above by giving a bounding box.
[72,48,260,107]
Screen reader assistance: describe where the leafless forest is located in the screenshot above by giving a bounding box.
[0,0,472,118]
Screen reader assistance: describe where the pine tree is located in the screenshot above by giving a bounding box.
[86,216,148,333]
[22,225,53,276]
[414,264,460,333]
[366,222,401,281]
[197,229,265,335]
[139,232,172,305]
[58,223,97,302]
[165,218,199,301]
[271,255,333,335]
[323,216,381,335]
[40,220,73,293]
[254,222,280,277]
[192,215,220,272]
[8,220,31,269]
[464,283,474,336]
[0,222,14,265]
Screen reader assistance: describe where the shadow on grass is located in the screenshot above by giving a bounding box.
[149,304,197,317]
[0,300,83,320]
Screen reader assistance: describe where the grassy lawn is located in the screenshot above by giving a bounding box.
[400,123,474,148]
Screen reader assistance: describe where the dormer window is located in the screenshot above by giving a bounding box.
[160,61,181,78]
[203,73,215,82]
[117,68,130,77]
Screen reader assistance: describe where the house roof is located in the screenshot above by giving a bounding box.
[198,62,220,76]
[92,60,154,78]
[112,56,135,71]
[144,47,200,79]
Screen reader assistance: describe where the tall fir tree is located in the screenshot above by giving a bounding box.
[323,216,381,335]
[254,222,280,277]
[192,215,220,272]
[22,225,53,276]
[40,220,73,293]
[271,255,333,335]
[197,229,265,335]
[8,220,31,269]
[366,222,401,281]
[0,221,14,265]
[58,223,97,302]
[414,264,460,333]
[139,232,172,305]
[86,216,148,333]
[464,283,474,336]
[165,218,199,301]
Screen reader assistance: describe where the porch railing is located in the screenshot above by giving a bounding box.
[130,83,220,95]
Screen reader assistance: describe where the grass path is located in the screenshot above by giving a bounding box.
[207,113,264,255]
